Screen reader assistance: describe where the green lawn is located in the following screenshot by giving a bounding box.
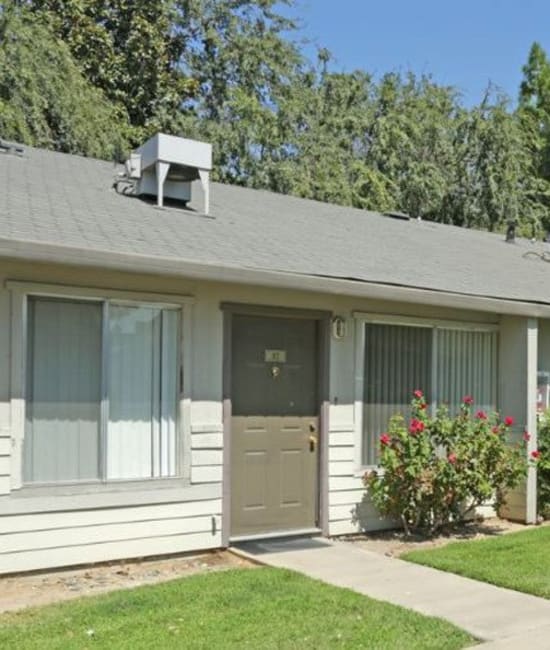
[0,567,474,649]
[403,526,550,599]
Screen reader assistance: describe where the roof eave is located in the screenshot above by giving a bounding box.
[0,238,548,319]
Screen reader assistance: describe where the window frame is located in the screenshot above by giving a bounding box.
[353,311,499,472]
[8,281,194,492]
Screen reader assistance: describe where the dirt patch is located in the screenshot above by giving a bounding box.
[346,518,546,558]
[0,550,252,614]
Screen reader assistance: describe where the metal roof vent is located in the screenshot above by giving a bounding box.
[383,210,410,221]
[505,219,516,243]
[0,139,25,156]
[123,133,212,214]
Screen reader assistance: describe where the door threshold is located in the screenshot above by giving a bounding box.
[230,527,322,543]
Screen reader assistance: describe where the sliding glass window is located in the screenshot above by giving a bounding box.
[24,296,181,484]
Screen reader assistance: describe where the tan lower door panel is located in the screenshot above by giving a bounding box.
[231,416,318,536]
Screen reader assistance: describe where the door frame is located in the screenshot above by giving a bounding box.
[220,302,331,545]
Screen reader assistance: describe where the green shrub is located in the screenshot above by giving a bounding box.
[537,411,550,519]
[364,391,530,535]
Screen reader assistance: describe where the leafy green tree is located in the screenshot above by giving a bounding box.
[175,0,305,184]
[0,3,128,157]
[518,42,550,228]
[25,0,196,142]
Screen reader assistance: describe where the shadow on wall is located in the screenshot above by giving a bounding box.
[350,490,398,532]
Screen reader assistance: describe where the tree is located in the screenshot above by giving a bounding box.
[174,0,306,184]
[0,3,128,158]
[25,0,196,142]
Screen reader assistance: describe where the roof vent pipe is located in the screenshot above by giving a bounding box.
[505,220,516,243]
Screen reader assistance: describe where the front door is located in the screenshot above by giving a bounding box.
[230,314,319,538]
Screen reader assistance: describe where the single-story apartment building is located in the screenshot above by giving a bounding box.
[0,134,549,574]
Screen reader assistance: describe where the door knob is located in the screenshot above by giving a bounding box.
[309,435,317,452]
[309,422,317,433]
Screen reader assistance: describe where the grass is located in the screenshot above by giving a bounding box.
[0,567,475,649]
[403,525,550,599]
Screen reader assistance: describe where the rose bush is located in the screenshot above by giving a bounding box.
[537,411,550,518]
[364,391,531,535]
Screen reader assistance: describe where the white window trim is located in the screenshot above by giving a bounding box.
[353,311,499,474]
[8,280,194,491]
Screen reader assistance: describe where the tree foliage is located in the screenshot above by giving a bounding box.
[24,0,195,142]
[0,3,127,157]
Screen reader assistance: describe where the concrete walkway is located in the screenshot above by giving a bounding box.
[233,537,550,648]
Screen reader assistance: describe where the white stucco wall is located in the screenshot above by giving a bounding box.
[0,258,524,573]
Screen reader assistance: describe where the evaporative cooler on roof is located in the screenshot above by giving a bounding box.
[124,133,213,214]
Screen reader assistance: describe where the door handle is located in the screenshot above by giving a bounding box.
[309,435,317,452]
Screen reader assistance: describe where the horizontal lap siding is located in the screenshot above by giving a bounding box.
[0,433,9,496]
[0,423,226,573]
[0,498,222,575]
[2,532,218,574]
[327,428,394,535]
[190,430,223,484]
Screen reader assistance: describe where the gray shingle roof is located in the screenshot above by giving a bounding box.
[1,145,550,307]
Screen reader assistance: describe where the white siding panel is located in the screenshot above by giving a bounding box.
[329,517,395,535]
[0,456,10,475]
[329,504,357,521]
[329,489,365,506]
[329,475,364,492]
[329,461,355,476]
[191,433,223,449]
[0,531,221,575]
[0,438,10,456]
[0,476,10,495]
[1,499,222,533]
[2,515,217,553]
[328,446,354,462]
[192,450,223,466]
[191,465,223,483]
[328,431,354,446]
[329,519,362,536]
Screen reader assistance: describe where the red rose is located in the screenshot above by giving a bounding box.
[419,402,427,410]
[463,395,474,405]
[409,418,425,434]
[448,453,457,464]
[531,450,541,460]
[475,410,487,420]
[413,389,423,399]
[504,416,514,427]
[380,433,391,446]
[491,426,500,434]
[523,431,531,442]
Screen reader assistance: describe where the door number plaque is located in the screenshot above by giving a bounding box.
[265,349,286,363]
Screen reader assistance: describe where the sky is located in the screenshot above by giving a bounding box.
[287,0,550,106]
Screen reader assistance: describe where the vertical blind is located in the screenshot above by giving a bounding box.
[107,306,178,480]
[363,324,432,466]
[24,297,180,484]
[436,329,498,416]
[363,322,497,466]
[25,299,102,483]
